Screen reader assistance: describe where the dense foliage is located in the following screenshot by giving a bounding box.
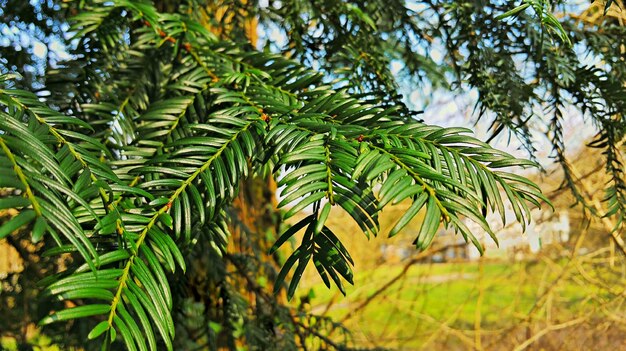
[1,0,625,350]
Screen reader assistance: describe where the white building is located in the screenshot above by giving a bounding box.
[466,206,570,260]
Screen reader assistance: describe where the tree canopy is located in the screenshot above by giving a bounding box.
[1,0,625,350]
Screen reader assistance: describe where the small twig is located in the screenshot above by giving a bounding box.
[474,258,485,351]
[418,302,475,350]
[339,243,467,324]
[525,224,589,317]
[407,309,476,350]
[513,316,588,351]
[567,161,626,257]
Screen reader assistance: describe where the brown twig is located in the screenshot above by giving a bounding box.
[339,243,467,324]
[513,316,588,351]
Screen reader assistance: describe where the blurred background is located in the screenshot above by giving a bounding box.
[2,1,626,350]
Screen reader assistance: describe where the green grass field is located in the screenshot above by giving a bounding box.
[299,257,615,350]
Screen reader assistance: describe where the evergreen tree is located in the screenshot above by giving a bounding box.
[0,1,624,349]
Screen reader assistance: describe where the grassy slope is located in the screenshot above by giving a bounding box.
[298,256,617,350]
